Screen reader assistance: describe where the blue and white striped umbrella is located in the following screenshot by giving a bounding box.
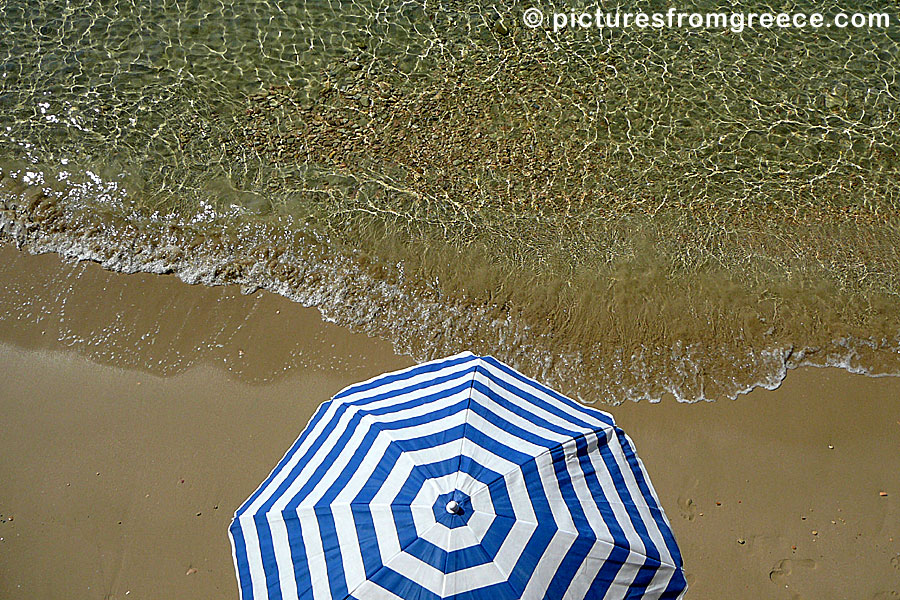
[229,352,686,600]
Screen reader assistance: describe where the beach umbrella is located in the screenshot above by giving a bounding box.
[229,352,686,600]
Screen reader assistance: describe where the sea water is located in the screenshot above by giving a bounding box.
[1,0,899,402]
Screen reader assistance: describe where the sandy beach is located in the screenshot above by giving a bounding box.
[1,246,898,599]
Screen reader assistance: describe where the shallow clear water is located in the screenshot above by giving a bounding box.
[2,0,899,402]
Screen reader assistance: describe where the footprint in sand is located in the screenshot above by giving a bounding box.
[677,496,696,521]
[870,592,899,600]
[892,555,900,570]
[769,558,817,586]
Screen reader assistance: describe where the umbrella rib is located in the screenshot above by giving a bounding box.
[546,527,682,573]
[339,520,446,600]
[476,428,612,497]
[467,430,681,570]
[451,364,482,494]
[442,522,522,600]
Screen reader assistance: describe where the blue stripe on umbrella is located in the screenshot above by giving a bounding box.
[334,355,479,401]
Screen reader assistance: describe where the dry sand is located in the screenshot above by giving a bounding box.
[0,245,898,599]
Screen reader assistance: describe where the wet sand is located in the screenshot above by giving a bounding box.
[1,246,898,599]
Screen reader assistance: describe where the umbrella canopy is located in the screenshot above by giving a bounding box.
[229,352,686,600]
